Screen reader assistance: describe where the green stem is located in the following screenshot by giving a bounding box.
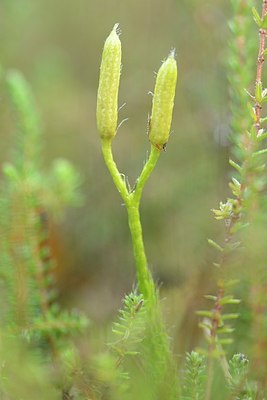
[126,204,156,303]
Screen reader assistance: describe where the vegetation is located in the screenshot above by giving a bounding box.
[0,0,267,399]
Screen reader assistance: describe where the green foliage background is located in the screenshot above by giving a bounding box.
[0,0,248,356]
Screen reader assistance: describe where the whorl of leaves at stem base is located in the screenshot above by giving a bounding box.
[181,351,206,400]
[149,50,177,150]
[97,24,121,140]
[109,292,147,359]
[228,353,256,399]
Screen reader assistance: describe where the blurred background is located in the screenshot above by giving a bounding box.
[0,0,237,353]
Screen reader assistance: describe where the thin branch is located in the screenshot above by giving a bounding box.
[255,0,267,131]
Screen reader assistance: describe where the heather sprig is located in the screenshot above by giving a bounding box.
[0,69,89,359]
[197,1,267,398]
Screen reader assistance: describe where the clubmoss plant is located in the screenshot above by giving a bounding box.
[97,24,178,398]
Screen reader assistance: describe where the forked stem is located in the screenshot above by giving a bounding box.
[101,139,129,204]
[132,145,160,204]
[101,138,160,304]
